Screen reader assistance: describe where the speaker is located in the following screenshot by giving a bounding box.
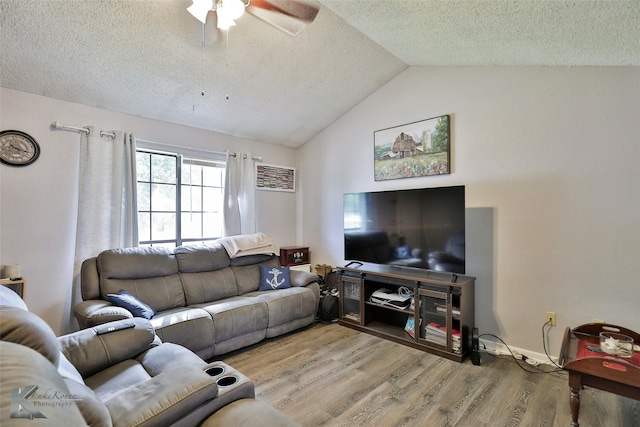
[471,327,481,365]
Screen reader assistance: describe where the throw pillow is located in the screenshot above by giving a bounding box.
[107,290,155,319]
[259,265,291,291]
[394,245,411,259]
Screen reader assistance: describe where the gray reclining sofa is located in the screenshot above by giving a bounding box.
[74,240,319,360]
[0,285,254,426]
[0,284,301,426]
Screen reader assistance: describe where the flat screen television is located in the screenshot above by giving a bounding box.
[343,185,465,274]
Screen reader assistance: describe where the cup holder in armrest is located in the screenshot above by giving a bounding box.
[204,364,239,387]
[205,366,225,377]
[202,362,254,400]
[216,376,238,387]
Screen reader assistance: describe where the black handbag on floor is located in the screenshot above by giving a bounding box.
[318,292,339,323]
[317,271,339,323]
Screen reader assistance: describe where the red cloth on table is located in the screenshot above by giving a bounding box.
[576,340,640,368]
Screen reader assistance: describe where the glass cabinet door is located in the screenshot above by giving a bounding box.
[419,288,452,352]
[340,276,362,324]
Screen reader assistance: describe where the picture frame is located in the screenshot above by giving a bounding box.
[255,163,296,192]
[374,114,451,181]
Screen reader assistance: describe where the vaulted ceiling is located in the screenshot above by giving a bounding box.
[1,1,638,148]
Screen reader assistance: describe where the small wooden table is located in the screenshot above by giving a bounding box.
[559,323,640,427]
[0,278,26,298]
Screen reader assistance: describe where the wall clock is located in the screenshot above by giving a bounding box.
[0,130,41,166]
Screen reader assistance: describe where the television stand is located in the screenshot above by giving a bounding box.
[344,261,363,268]
[337,262,475,362]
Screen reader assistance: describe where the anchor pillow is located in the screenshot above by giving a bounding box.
[259,264,292,291]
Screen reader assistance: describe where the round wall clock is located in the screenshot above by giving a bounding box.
[0,130,41,166]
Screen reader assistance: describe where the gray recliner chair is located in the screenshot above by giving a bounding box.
[0,286,254,426]
[427,232,465,274]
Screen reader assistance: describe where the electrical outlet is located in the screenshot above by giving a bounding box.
[546,311,556,326]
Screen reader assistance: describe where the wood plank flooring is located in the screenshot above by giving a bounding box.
[221,323,639,427]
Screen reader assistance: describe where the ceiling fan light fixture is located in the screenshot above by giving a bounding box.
[187,0,214,24]
[216,10,237,30]
[215,0,245,29]
[224,0,246,20]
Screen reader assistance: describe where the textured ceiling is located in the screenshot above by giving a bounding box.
[322,0,640,66]
[1,1,638,148]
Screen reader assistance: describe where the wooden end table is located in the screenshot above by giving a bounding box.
[0,278,26,298]
[559,323,640,427]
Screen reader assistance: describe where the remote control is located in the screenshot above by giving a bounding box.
[93,320,136,335]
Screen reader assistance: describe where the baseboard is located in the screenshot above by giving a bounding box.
[479,338,559,366]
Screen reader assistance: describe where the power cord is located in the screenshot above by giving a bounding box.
[397,286,414,297]
[542,320,564,369]
[398,286,415,310]
[478,333,542,374]
[478,329,566,377]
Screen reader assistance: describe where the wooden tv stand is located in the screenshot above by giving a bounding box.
[337,262,475,362]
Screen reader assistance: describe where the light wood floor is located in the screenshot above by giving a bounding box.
[221,323,639,427]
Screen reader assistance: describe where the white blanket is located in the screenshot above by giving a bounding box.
[217,232,280,259]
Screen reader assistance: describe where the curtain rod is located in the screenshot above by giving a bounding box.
[140,138,262,161]
[51,121,262,161]
[52,121,115,138]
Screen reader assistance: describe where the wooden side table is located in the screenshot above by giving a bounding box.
[0,278,26,298]
[559,323,640,427]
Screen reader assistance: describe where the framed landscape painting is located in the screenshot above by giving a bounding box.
[374,114,450,181]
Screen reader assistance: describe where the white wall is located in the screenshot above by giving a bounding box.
[3,67,639,356]
[298,66,640,356]
[0,88,298,334]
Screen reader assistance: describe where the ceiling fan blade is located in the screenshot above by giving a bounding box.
[246,0,319,36]
[249,0,319,22]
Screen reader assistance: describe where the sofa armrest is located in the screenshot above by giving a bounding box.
[58,318,155,378]
[104,367,218,427]
[0,342,88,424]
[74,299,133,328]
[290,270,317,287]
[427,251,462,263]
[136,342,208,375]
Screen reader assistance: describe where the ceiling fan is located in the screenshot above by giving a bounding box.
[187,0,319,36]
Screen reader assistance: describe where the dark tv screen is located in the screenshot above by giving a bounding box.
[343,185,465,274]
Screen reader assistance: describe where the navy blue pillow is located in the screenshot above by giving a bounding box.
[107,290,155,319]
[259,265,291,291]
[394,245,411,259]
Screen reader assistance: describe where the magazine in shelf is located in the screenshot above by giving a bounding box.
[425,322,461,353]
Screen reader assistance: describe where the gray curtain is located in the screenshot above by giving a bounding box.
[223,151,256,236]
[65,126,138,332]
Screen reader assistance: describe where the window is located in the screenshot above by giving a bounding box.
[136,150,225,248]
[343,193,365,231]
